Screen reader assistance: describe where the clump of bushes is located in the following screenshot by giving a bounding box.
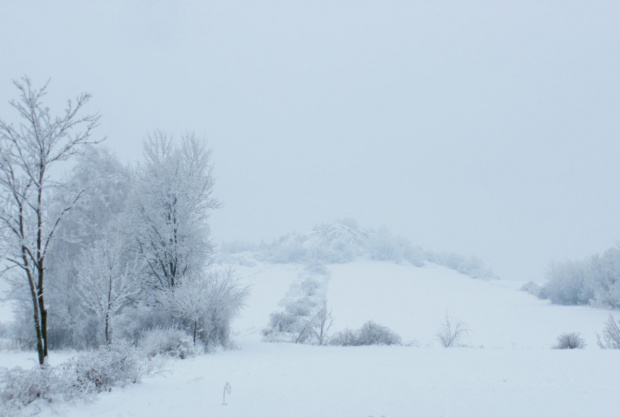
[541,246,620,308]
[0,342,158,415]
[262,276,332,345]
[330,321,401,346]
[67,342,146,393]
[139,327,197,359]
[553,332,585,349]
[0,365,68,412]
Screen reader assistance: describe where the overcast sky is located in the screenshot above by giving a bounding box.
[1,1,620,281]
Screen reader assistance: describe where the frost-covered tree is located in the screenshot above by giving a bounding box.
[159,267,248,346]
[539,244,620,309]
[75,233,141,345]
[0,78,99,365]
[43,146,133,348]
[263,276,331,344]
[133,132,219,294]
[588,247,620,308]
[544,260,593,306]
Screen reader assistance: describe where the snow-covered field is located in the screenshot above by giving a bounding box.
[2,260,619,416]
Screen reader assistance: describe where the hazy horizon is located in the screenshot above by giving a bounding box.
[2,1,620,282]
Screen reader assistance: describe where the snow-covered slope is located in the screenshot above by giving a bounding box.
[4,259,620,417]
[233,260,612,349]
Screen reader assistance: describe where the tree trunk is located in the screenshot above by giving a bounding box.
[38,285,48,364]
[105,312,110,345]
[25,256,46,366]
[29,282,46,366]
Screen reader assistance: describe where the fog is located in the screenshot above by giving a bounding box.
[1,1,619,282]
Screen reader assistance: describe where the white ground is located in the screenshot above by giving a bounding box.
[2,260,619,416]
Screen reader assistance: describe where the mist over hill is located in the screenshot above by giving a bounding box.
[220,219,497,280]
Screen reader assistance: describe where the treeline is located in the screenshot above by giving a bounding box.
[525,245,620,309]
[221,219,497,280]
[0,79,246,361]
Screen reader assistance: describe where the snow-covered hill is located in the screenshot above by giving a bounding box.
[221,220,497,279]
[3,255,619,416]
[233,260,611,349]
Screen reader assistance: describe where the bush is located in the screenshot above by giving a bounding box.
[357,321,402,346]
[436,313,470,348]
[0,365,70,412]
[329,329,359,346]
[520,281,546,298]
[0,342,151,415]
[597,314,620,349]
[139,327,197,359]
[66,341,146,394]
[262,276,328,344]
[330,321,402,346]
[553,332,585,349]
[544,261,593,306]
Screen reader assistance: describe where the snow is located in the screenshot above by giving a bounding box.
[3,260,620,416]
[26,344,620,417]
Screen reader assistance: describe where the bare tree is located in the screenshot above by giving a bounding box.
[289,299,334,345]
[597,314,620,349]
[312,299,334,346]
[0,77,99,365]
[436,312,470,348]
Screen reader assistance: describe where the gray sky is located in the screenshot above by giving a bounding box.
[2,1,620,281]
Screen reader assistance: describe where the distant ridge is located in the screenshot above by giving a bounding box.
[220,219,497,280]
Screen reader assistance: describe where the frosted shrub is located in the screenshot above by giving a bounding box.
[329,328,359,346]
[139,327,197,359]
[263,276,327,344]
[369,227,424,266]
[0,342,157,415]
[544,261,593,305]
[67,341,145,393]
[265,236,306,263]
[0,365,71,411]
[426,252,497,280]
[157,268,248,348]
[520,281,546,298]
[553,332,585,349]
[357,321,402,346]
[597,314,620,349]
[263,308,314,344]
[330,321,402,346]
[436,313,470,348]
